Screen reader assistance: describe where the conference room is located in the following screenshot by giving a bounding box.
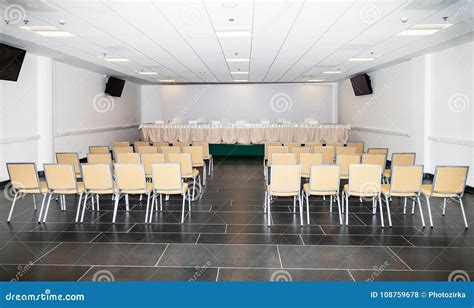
[0,0,473,289]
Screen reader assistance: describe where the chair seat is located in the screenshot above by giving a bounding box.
[192,163,205,167]
[52,182,85,194]
[204,155,212,160]
[343,184,379,197]
[267,185,299,197]
[154,183,189,195]
[303,183,337,196]
[183,169,200,178]
[421,184,458,198]
[381,184,416,197]
[120,183,153,195]
[87,183,118,195]
[384,169,390,178]
[340,175,348,180]
[19,181,48,194]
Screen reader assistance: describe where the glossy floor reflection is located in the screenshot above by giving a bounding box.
[1,157,473,281]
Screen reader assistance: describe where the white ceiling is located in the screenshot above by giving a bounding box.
[0,0,473,84]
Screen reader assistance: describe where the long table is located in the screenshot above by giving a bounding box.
[139,124,350,144]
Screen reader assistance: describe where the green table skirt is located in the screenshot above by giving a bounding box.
[209,144,264,157]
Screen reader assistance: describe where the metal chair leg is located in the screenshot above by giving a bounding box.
[345,193,349,225]
[425,196,434,227]
[293,196,296,213]
[96,195,100,211]
[336,195,342,225]
[264,191,267,213]
[459,198,468,229]
[80,193,87,223]
[384,195,392,227]
[145,193,151,223]
[32,194,37,210]
[112,193,120,224]
[306,192,310,225]
[42,193,53,223]
[125,194,130,211]
[267,193,272,227]
[403,197,407,214]
[378,196,385,228]
[75,192,84,223]
[160,194,163,212]
[7,192,18,222]
[181,193,186,223]
[298,193,303,226]
[329,195,333,212]
[442,198,446,216]
[416,196,425,228]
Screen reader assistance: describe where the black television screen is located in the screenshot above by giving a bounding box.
[350,73,373,96]
[105,77,125,97]
[0,43,26,82]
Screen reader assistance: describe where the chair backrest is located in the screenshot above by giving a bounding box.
[137,146,159,154]
[290,146,312,154]
[112,141,129,147]
[44,164,78,192]
[271,153,297,165]
[432,166,469,195]
[56,153,81,177]
[308,164,340,194]
[141,153,165,176]
[362,153,387,172]
[264,142,282,160]
[182,146,204,166]
[87,153,112,164]
[390,165,423,194]
[347,164,382,196]
[134,141,150,151]
[193,142,211,159]
[113,146,134,154]
[305,142,322,147]
[283,143,301,151]
[152,142,170,152]
[336,154,361,177]
[114,164,146,192]
[270,165,301,194]
[313,146,334,164]
[391,153,416,166]
[267,146,288,165]
[367,148,389,155]
[162,146,181,160]
[326,143,344,148]
[167,153,193,178]
[89,146,109,154]
[172,142,189,147]
[115,153,141,164]
[336,146,356,155]
[81,164,114,193]
[151,163,183,192]
[346,142,364,154]
[300,153,323,176]
[6,163,40,191]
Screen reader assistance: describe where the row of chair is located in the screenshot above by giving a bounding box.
[266,163,469,229]
[6,162,195,224]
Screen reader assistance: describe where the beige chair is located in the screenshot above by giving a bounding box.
[115,153,141,164]
[291,146,312,163]
[56,152,81,178]
[168,153,201,200]
[137,146,159,154]
[336,146,356,155]
[112,141,130,147]
[362,153,387,180]
[326,143,344,148]
[305,142,322,147]
[113,146,134,156]
[6,163,48,222]
[79,164,115,223]
[271,153,297,165]
[283,143,301,152]
[87,153,113,164]
[264,142,282,167]
[42,164,85,223]
[141,153,165,179]
[346,142,364,154]
[148,163,191,224]
[134,141,150,151]
[172,142,190,148]
[193,142,213,175]
[302,165,342,225]
[183,146,207,185]
[336,154,361,180]
[113,164,152,223]
[367,148,389,155]
[421,166,469,228]
[313,146,334,164]
[384,153,416,181]
[265,165,302,226]
[343,164,383,226]
[89,146,109,154]
[266,146,289,180]
[153,142,170,152]
[381,165,425,228]
[162,146,181,160]
[300,153,323,178]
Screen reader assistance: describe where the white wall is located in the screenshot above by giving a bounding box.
[141,85,162,123]
[339,39,473,186]
[145,83,336,124]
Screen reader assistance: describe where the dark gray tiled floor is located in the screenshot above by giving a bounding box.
[0,157,473,281]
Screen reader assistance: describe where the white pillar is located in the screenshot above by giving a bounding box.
[37,56,54,169]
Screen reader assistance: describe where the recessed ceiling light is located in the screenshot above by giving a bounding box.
[20,26,74,37]
[398,23,453,36]
[222,2,239,8]
[307,79,324,82]
[233,79,248,82]
[216,30,251,37]
[349,57,376,62]
[323,70,342,74]
[231,71,248,74]
[159,79,175,83]
[226,58,250,62]
[98,56,129,62]
[138,71,158,75]
[414,23,453,29]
